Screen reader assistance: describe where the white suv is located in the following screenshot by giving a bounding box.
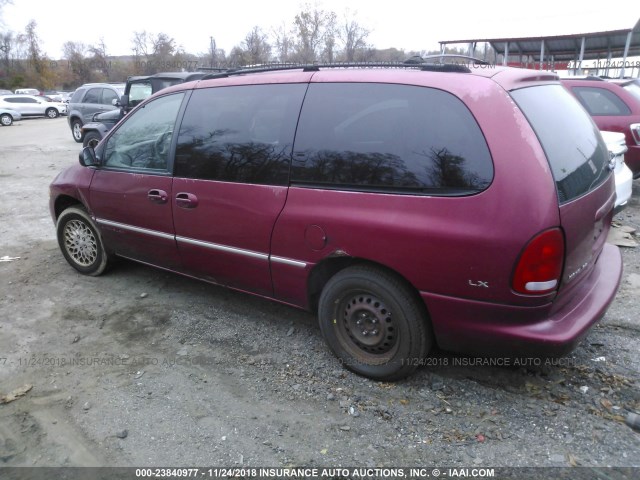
[0,95,67,118]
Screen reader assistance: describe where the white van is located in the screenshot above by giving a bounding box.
[15,88,40,95]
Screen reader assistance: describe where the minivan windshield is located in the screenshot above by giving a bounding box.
[511,85,610,204]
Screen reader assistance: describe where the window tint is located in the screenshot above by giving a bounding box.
[102,88,119,105]
[103,93,185,172]
[175,84,307,185]
[70,89,83,103]
[7,97,35,103]
[291,83,493,194]
[571,86,631,116]
[512,85,609,204]
[83,88,101,104]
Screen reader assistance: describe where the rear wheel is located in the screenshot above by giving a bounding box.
[71,119,83,142]
[318,265,432,381]
[0,113,12,126]
[56,207,110,276]
[45,107,59,119]
[83,131,102,149]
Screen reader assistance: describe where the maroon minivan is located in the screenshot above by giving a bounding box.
[50,63,622,380]
[561,77,640,177]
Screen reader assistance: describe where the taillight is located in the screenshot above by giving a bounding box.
[630,123,640,145]
[512,228,565,295]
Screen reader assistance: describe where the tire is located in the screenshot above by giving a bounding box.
[46,107,59,119]
[56,207,110,276]
[318,265,432,381]
[0,113,12,126]
[71,119,83,142]
[82,131,102,149]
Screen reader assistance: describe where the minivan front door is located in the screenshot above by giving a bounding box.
[89,92,186,268]
[171,83,308,295]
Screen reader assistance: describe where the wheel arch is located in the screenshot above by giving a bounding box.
[307,256,430,321]
[53,195,83,221]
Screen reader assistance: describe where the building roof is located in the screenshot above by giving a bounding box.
[440,19,640,62]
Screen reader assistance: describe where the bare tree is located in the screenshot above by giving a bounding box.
[242,26,272,65]
[337,12,370,62]
[132,31,151,59]
[23,20,53,88]
[291,3,336,63]
[132,31,178,74]
[153,33,176,59]
[271,23,294,63]
[88,37,110,78]
[63,41,92,84]
[0,32,14,68]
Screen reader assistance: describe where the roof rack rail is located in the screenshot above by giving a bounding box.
[420,54,489,65]
[199,59,485,80]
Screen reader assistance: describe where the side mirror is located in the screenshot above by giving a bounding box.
[79,146,99,167]
[119,94,129,108]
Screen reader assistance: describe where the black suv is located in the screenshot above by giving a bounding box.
[80,72,208,148]
[67,83,125,142]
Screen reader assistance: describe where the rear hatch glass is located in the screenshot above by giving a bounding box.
[511,84,614,290]
[511,85,609,204]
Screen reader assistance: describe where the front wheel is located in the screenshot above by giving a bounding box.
[71,119,83,142]
[318,265,432,381]
[46,107,59,119]
[0,113,12,126]
[56,207,110,276]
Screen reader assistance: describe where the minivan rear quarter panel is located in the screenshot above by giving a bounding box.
[271,72,562,309]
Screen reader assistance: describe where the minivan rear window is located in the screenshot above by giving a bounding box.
[291,83,493,195]
[511,85,610,204]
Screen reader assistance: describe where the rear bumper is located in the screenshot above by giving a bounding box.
[423,243,622,357]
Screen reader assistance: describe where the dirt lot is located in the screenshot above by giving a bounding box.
[1,118,639,475]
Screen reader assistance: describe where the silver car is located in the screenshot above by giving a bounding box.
[0,107,22,126]
[0,95,67,118]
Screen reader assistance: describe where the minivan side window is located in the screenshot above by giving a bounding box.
[290,83,493,194]
[571,86,631,116]
[175,84,307,185]
[103,93,185,172]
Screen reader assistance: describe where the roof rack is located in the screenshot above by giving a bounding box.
[199,56,489,80]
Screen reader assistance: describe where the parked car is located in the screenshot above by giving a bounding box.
[601,131,633,213]
[608,78,640,102]
[80,72,208,148]
[0,106,22,126]
[43,91,63,102]
[50,63,622,380]
[14,88,41,95]
[59,91,74,103]
[561,78,640,178]
[0,89,13,96]
[0,94,67,118]
[67,83,125,142]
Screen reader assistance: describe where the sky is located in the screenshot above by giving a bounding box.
[1,0,639,58]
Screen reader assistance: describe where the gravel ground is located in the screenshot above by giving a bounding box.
[0,118,639,478]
